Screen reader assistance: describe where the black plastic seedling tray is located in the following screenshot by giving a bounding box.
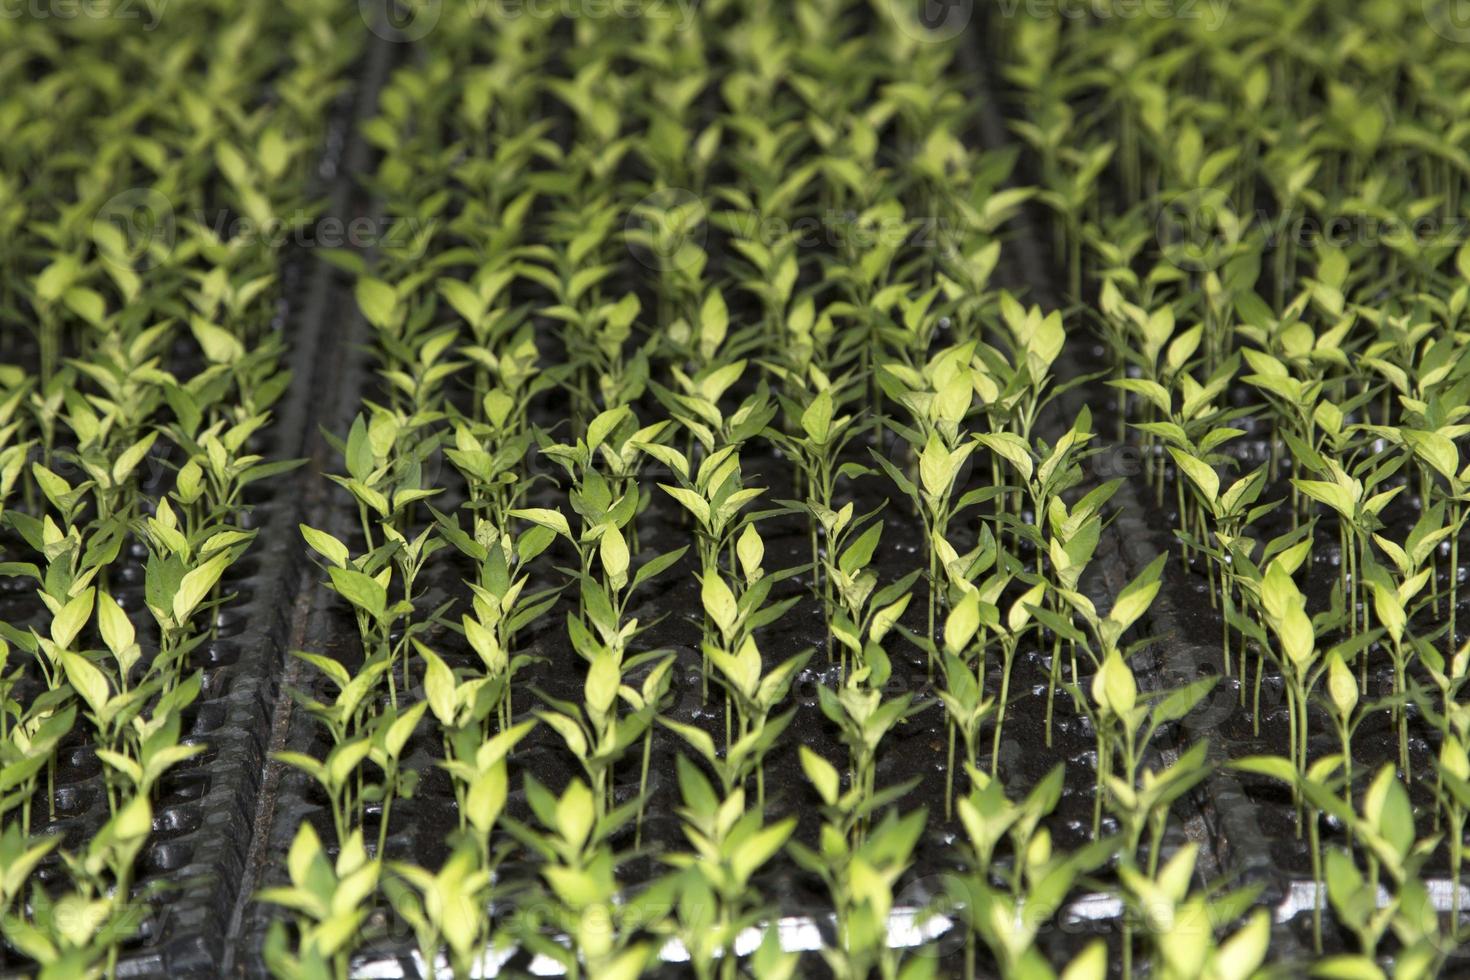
[8,10,1463,980]
[0,37,388,980]
[228,25,1208,980]
[971,7,1470,968]
[237,416,1147,976]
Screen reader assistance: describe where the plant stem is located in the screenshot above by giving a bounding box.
[636,729,652,848]
[378,788,393,859]
[1044,631,1060,747]
[945,720,956,820]
[990,642,1015,775]
[1453,500,1463,652]
[1253,643,1264,737]
[1310,813,1323,954]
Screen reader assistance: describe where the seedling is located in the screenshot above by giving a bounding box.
[788,804,930,980]
[384,846,497,980]
[1117,845,1269,980]
[501,775,655,980]
[260,825,381,980]
[643,756,796,980]
[816,667,929,841]
[767,379,867,603]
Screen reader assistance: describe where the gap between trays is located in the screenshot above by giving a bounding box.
[218,27,402,978]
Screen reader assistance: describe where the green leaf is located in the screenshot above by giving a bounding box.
[700,289,729,355]
[327,566,387,619]
[301,525,349,568]
[1293,479,1358,519]
[112,432,158,485]
[838,520,883,576]
[537,710,589,760]
[356,277,398,331]
[34,255,80,304]
[944,591,981,655]
[110,793,152,843]
[660,485,711,526]
[586,405,630,452]
[1308,956,1386,980]
[61,651,111,719]
[977,432,1033,483]
[599,525,629,588]
[660,718,716,765]
[294,650,351,691]
[1229,755,1297,785]
[736,525,763,580]
[510,507,572,541]
[96,591,136,660]
[869,593,911,644]
[328,739,372,789]
[1404,429,1459,485]
[1092,651,1136,717]
[934,374,972,426]
[731,817,796,885]
[438,278,485,326]
[871,450,916,498]
[595,946,650,980]
[1060,941,1108,980]
[632,546,687,591]
[1278,605,1315,668]
[466,760,508,834]
[1108,554,1165,634]
[701,572,738,636]
[276,751,328,788]
[800,747,840,806]
[51,588,95,650]
[1151,676,1217,726]
[1167,447,1219,506]
[1109,378,1171,416]
[1212,910,1270,980]
[800,389,834,445]
[1363,765,1414,861]
[1312,637,1352,712]
[419,643,458,728]
[1324,849,1376,937]
[173,551,232,625]
[585,652,620,717]
[384,702,428,760]
[1367,580,1405,645]
[189,318,245,365]
[557,779,595,847]
[918,434,965,499]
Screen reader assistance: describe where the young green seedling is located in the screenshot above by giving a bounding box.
[642,756,796,980]
[260,825,381,980]
[501,775,656,980]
